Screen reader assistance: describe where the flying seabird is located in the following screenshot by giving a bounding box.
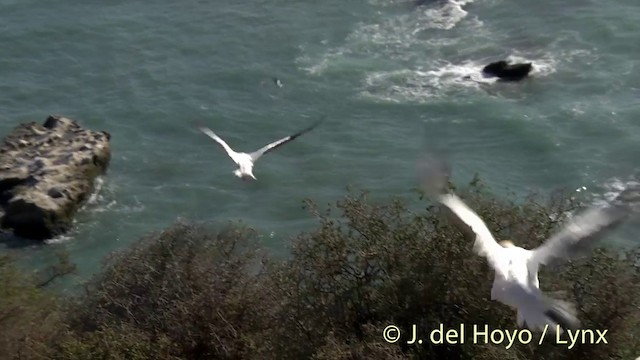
[259,77,283,88]
[196,119,323,181]
[417,152,640,334]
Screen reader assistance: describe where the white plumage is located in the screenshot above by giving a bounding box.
[417,152,639,333]
[197,119,323,181]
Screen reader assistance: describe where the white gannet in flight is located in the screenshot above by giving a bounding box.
[197,119,323,180]
[417,153,639,334]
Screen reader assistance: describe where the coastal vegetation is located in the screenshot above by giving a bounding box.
[1,178,639,359]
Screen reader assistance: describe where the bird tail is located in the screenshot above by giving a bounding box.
[514,292,580,334]
[515,292,580,334]
[542,297,580,333]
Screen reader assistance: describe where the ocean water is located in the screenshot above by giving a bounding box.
[0,0,639,287]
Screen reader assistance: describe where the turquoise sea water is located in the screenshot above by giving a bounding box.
[1,0,639,287]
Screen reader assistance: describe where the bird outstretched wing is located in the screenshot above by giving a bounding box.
[531,185,640,267]
[438,193,505,270]
[249,117,325,161]
[416,150,504,269]
[197,126,241,164]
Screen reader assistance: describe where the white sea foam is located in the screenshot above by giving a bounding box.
[504,53,557,78]
[300,47,348,76]
[80,177,143,215]
[416,0,473,30]
[87,176,105,205]
[582,176,640,209]
[299,0,593,104]
[359,62,489,102]
[359,51,563,103]
[297,0,477,76]
[45,233,75,245]
[80,176,116,213]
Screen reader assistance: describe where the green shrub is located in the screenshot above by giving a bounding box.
[53,323,177,360]
[39,178,640,359]
[261,178,640,359]
[0,251,73,360]
[61,221,276,359]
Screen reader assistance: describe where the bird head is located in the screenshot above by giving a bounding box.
[499,240,515,248]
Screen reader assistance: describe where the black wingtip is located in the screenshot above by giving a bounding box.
[544,309,580,333]
[310,115,327,129]
[293,116,326,138]
[191,121,207,130]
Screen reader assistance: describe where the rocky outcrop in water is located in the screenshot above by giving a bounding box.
[0,115,111,240]
[482,60,533,81]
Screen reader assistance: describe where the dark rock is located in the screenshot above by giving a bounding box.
[0,115,111,240]
[482,60,533,81]
[47,188,64,199]
[43,115,62,129]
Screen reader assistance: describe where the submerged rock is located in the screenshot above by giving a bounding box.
[0,115,111,240]
[482,60,533,81]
